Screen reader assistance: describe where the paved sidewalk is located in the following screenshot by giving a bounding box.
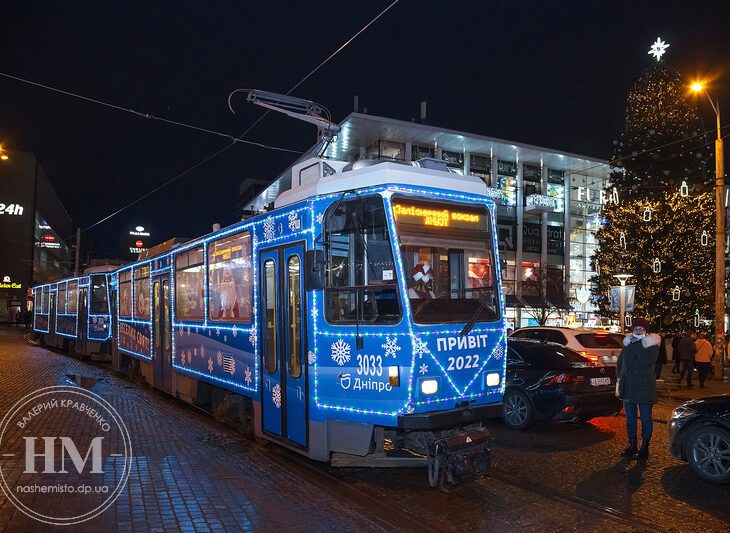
[656,362,730,402]
[0,331,383,532]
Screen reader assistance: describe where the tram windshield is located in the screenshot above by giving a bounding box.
[392,198,500,324]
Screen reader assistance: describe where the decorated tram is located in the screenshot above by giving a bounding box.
[34,156,506,486]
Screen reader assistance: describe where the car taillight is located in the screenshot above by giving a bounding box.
[579,351,603,365]
[543,373,587,387]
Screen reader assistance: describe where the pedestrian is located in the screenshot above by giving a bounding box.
[694,332,713,388]
[23,309,31,329]
[671,332,682,373]
[677,331,697,388]
[616,318,660,459]
[655,330,668,381]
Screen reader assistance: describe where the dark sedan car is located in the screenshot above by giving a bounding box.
[503,338,622,429]
[669,395,730,484]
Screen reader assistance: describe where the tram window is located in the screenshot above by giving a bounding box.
[134,265,150,319]
[393,198,500,324]
[175,247,205,321]
[207,232,252,323]
[58,282,67,313]
[119,270,132,318]
[67,281,78,314]
[288,255,302,379]
[91,275,108,314]
[263,260,277,373]
[324,195,401,324]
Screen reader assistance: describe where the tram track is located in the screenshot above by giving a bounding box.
[489,468,666,532]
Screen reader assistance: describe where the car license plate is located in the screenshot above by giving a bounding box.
[590,377,611,386]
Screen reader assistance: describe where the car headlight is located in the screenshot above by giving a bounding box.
[671,405,698,420]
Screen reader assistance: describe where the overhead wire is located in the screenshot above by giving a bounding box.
[75,0,400,238]
[0,0,401,241]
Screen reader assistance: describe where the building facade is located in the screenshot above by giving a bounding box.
[243,113,610,328]
[0,149,73,322]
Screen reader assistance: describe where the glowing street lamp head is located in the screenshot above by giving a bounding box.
[691,82,705,93]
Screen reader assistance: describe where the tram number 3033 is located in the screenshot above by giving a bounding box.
[447,355,480,371]
[356,354,384,376]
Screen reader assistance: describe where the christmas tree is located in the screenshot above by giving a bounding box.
[591,52,715,332]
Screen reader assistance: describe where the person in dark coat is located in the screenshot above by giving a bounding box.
[677,331,697,387]
[655,331,668,380]
[616,317,660,459]
[671,333,682,373]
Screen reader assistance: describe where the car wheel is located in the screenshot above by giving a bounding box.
[502,389,533,430]
[687,426,730,484]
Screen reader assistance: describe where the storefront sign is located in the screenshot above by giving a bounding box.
[0,203,24,216]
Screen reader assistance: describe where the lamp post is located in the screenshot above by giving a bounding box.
[613,274,633,333]
[692,82,725,377]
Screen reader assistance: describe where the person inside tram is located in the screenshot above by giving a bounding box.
[408,263,436,299]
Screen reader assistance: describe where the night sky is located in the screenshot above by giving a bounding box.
[1,1,729,257]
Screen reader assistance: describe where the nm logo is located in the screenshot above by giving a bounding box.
[0,386,132,526]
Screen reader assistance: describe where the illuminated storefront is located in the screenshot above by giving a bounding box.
[244,113,610,328]
[0,149,73,322]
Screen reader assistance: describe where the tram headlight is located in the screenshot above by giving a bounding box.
[486,373,500,387]
[421,379,438,395]
[388,366,400,387]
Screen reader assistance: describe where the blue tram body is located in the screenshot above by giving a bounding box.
[33,158,505,483]
[33,269,113,359]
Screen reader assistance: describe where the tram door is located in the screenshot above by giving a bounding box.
[78,287,88,352]
[49,292,57,340]
[152,275,173,393]
[260,243,307,447]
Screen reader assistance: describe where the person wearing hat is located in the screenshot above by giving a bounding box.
[408,263,436,299]
[615,317,660,459]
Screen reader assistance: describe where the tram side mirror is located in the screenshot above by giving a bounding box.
[305,249,326,290]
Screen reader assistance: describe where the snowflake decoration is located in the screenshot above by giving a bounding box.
[207,358,213,372]
[187,352,192,365]
[412,337,428,359]
[208,330,211,336]
[232,324,238,338]
[217,351,223,367]
[272,384,282,409]
[179,325,184,335]
[249,329,257,346]
[308,350,316,365]
[648,37,669,61]
[381,336,401,358]
[223,334,228,343]
[311,305,319,320]
[263,216,276,241]
[331,339,351,366]
[244,366,252,385]
[287,211,301,231]
[179,351,186,365]
[493,344,504,360]
[419,363,429,375]
[315,212,324,225]
[193,347,198,357]
[200,345,205,358]
[405,404,415,414]
[216,327,221,337]
[253,234,259,247]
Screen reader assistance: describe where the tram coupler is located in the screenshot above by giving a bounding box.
[427,426,491,488]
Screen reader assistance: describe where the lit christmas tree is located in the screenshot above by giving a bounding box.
[591,42,715,332]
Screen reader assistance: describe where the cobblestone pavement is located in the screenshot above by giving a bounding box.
[1,329,729,532]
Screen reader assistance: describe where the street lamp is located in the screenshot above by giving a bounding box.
[692,81,725,376]
[613,273,633,333]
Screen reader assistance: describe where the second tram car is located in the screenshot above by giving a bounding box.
[34,157,506,485]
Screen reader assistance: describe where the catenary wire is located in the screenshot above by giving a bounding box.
[67,0,400,239]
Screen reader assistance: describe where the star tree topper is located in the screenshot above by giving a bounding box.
[648,38,669,61]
